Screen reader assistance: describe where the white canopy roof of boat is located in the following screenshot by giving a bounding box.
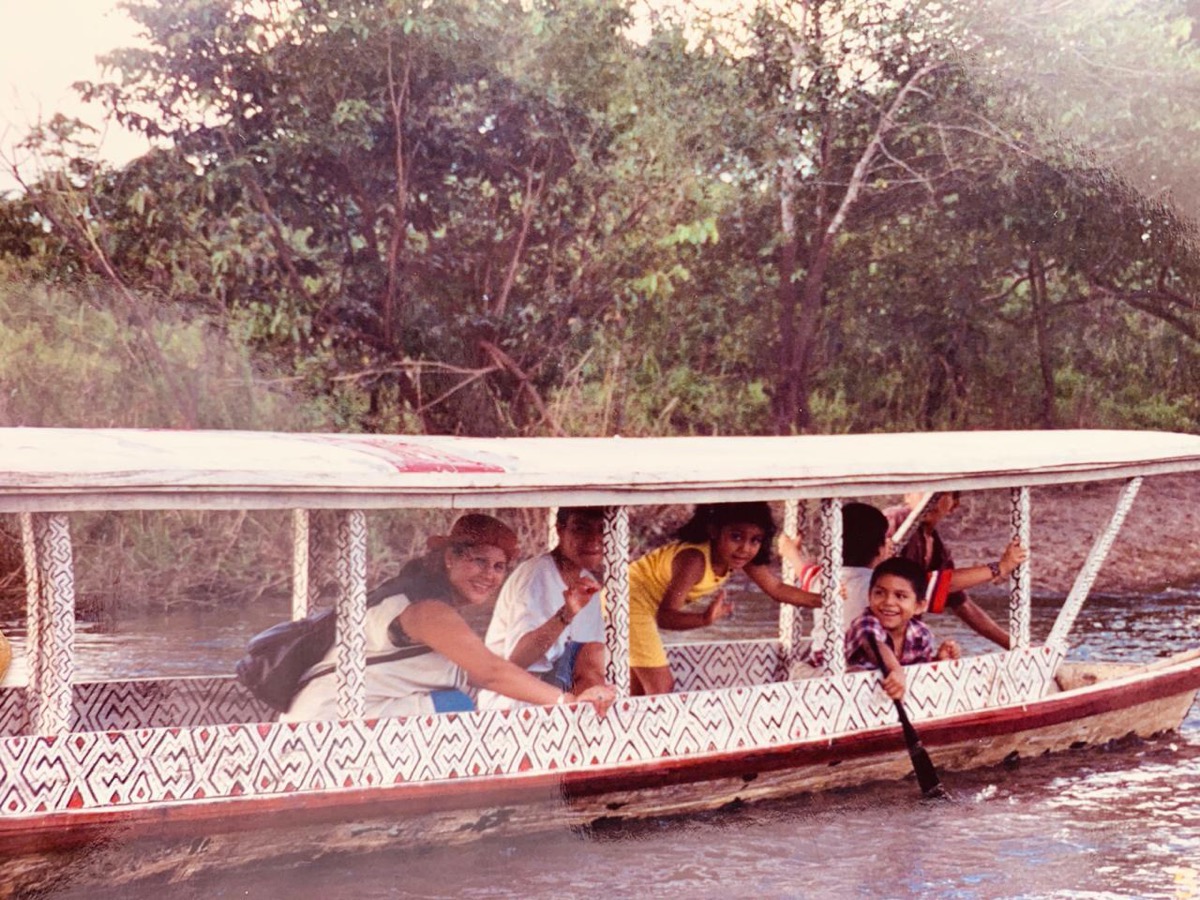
[1,427,1199,512]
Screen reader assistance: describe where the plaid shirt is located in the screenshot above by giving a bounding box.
[845,610,935,668]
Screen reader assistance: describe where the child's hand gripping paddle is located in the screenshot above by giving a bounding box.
[866,631,948,799]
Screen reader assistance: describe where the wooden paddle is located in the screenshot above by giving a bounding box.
[867,631,948,799]
[888,492,932,553]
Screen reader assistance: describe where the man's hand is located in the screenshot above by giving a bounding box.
[561,575,601,621]
[998,540,1028,578]
[576,683,617,717]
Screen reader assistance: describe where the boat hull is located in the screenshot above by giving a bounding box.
[3,653,1197,895]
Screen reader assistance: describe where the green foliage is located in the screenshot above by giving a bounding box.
[0,266,321,429]
[0,0,1197,449]
[0,266,347,616]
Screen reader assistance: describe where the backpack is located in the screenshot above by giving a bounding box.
[235,577,431,712]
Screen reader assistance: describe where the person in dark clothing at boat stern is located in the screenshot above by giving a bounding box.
[885,491,1020,650]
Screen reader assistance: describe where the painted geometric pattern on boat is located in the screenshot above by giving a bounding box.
[668,640,781,692]
[602,506,631,696]
[0,643,770,738]
[334,510,369,720]
[1009,487,1033,649]
[0,678,276,736]
[28,513,77,736]
[0,648,1057,816]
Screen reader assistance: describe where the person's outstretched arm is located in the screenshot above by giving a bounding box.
[400,600,615,713]
[744,563,822,608]
[946,539,1027,591]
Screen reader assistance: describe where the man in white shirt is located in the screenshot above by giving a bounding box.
[478,507,607,709]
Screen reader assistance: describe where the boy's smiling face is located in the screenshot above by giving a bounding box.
[869,572,927,631]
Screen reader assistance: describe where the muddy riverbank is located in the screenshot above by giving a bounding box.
[941,472,1200,596]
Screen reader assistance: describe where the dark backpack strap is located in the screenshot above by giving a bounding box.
[296,573,434,688]
[297,643,433,689]
[367,574,410,607]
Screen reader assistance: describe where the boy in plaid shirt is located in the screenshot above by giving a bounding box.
[846,556,961,701]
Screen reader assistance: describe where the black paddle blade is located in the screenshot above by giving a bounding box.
[900,719,947,798]
[892,701,949,798]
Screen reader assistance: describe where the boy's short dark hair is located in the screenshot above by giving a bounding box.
[555,506,605,528]
[842,502,888,567]
[870,556,928,599]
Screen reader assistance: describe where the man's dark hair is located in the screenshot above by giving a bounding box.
[555,506,605,528]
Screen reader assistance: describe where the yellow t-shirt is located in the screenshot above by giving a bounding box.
[627,541,728,668]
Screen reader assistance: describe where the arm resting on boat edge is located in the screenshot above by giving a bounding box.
[951,599,1011,650]
[937,540,1025,649]
[399,601,615,714]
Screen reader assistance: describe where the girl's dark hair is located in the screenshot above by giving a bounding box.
[869,556,928,599]
[676,502,776,567]
[842,502,889,567]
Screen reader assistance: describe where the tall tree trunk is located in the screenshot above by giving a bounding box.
[772,171,804,433]
[384,46,412,350]
[1029,247,1057,428]
[770,62,942,435]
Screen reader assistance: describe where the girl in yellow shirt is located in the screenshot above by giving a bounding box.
[628,502,819,695]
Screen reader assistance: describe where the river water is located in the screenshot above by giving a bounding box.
[7,587,1200,899]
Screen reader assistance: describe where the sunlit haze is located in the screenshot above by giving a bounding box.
[0,0,150,193]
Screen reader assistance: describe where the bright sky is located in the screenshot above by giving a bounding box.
[0,0,149,194]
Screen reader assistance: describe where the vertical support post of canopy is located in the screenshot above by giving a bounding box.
[778,499,807,674]
[334,510,368,720]
[546,507,559,551]
[19,513,41,701]
[27,514,76,735]
[292,509,312,621]
[602,505,631,697]
[817,498,845,677]
[1047,477,1142,653]
[1008,488,1032,650]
